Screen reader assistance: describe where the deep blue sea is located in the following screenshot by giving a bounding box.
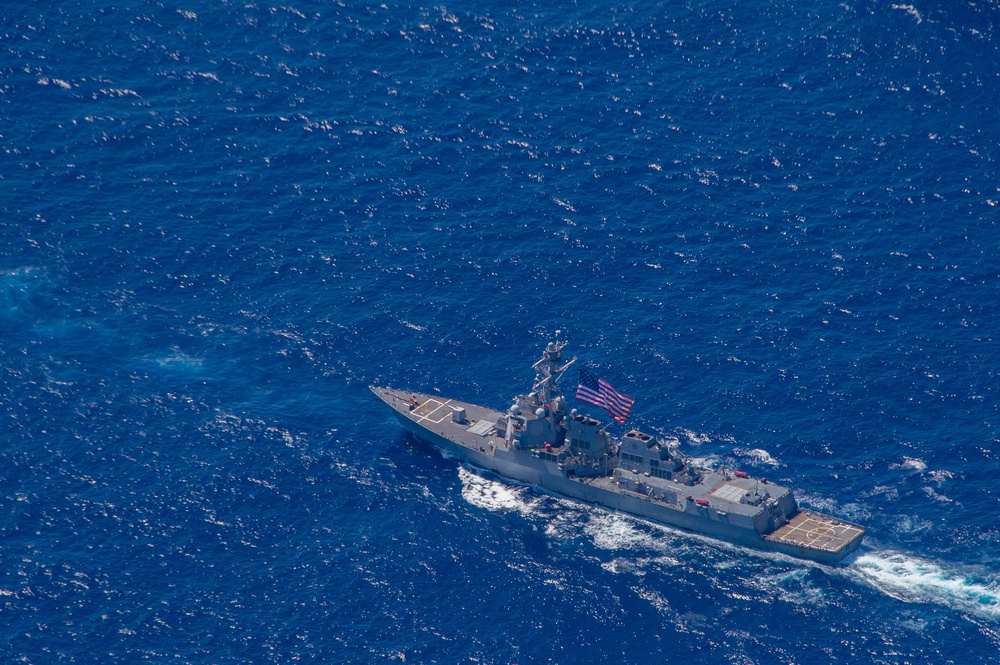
[3,0,1000,662]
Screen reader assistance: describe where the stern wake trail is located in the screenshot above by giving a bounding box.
[849,550,1000,621]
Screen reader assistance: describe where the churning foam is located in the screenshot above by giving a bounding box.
[583,510,671,553]
[458,466,541,516]
[850,551,1000,620]
[458,467,684,554]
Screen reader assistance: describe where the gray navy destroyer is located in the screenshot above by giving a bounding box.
[372,337,864,564]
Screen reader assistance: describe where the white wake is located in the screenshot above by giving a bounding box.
[457,467,1000,622]
[850,551,1000,620]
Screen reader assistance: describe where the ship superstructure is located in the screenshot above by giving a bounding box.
[371,337,864,563]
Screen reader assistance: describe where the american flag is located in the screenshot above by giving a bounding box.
[575,367,635,424]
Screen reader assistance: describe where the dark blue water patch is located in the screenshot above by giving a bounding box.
[3,0,1000,662]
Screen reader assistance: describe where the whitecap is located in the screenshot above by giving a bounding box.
[863,485,900,501]
[152,348,204,370]
[890,456,927,473]
[891,4,923,23]
[687,454,722,470]
[677,428,711,445]
[927,469,955,486]
[633,586,673,614]
[734,447,780,467]
[921,486,954,504]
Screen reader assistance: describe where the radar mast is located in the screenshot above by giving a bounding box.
[531,331,576,401]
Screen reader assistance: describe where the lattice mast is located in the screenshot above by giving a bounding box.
[531,332,576,403]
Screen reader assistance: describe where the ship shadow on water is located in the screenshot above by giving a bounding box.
[385,430,458,472]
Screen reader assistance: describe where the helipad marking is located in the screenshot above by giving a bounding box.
[767,512,864,552]
[413,398,453,424]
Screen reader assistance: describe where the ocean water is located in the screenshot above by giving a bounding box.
[2,0,1000,662]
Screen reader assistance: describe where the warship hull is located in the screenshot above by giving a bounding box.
[374,385,864,565]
